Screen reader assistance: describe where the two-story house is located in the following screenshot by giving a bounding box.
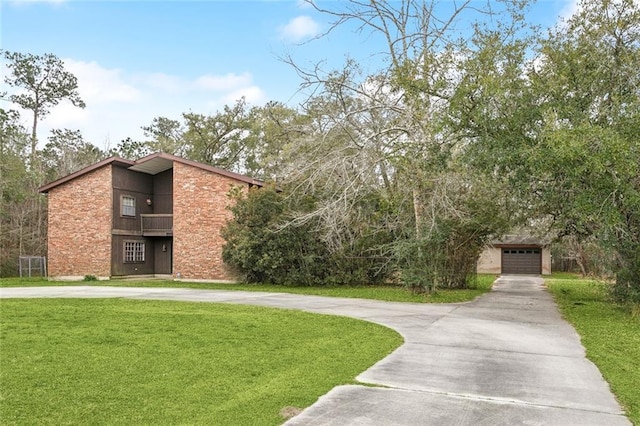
[39,152,263,281]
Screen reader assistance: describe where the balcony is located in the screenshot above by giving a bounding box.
[141,214,173,236]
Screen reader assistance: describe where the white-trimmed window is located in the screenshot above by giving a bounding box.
[121,195,136,217]
[124,241,145,263]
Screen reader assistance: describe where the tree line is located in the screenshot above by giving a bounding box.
[1,0,638,306]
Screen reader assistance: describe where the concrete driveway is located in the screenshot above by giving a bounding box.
[0,276,630,425]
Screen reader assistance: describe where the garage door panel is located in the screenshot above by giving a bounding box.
[502,248,541,274]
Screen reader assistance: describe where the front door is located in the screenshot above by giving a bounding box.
[155,238,172,275]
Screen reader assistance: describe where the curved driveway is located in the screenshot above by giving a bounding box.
[0,276,630,425]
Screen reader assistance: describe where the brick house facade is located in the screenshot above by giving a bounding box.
[39,153,263,281]
[46,164,113,279]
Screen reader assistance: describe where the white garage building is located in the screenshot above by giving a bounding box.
[477,235,551,275]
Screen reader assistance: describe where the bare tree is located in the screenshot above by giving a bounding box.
[279,0,527,289]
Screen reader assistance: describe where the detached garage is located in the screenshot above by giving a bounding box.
[477,236,551,275]
[502,247,542,274]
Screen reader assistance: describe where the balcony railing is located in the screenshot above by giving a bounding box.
[141,214,173,236]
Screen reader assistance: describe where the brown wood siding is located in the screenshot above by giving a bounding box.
[110,166,174,276]
[154,237,172,274]
[112,166,153,232]
[152,169,173,214]
[111,235,154,276]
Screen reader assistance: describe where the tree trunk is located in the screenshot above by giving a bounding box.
[412,188,421,236]
[31,108,38,167]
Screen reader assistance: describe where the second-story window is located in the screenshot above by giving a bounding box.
[121,195,136,217]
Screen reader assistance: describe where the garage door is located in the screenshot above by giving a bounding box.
[502,248,541,274]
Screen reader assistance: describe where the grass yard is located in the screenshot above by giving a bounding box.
[1,299,402,425]
[546,276,640,425]
[0,274,497,303]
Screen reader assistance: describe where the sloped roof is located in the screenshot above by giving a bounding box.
[39,152,264,193]
[490,234,551,247]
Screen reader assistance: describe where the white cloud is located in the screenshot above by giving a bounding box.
[65,59,141,103]
[279,16,321,42]
[2,58,267,150]
[220,86,267,105]
[46,101,90,128]
[144,73,189,94]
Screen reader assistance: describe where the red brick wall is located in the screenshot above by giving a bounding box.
[172,162,247,280]
[47,165,112,278]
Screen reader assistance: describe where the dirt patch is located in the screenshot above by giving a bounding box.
[279,406,303,420]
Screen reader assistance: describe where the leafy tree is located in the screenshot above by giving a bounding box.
[243,101,309,182]
[138,100,306,181]
[526,0,639,304]
[0,109,36,275]
[2,51,88,276]
[41,129,105,181]
[222,187,330,286]
[2,51,85,164]
[181,99,254,172]
[533,0,639,128]
[141,117,186,156]
[451,0,640,303]
[222,186,395,286]
[108,137,153,160]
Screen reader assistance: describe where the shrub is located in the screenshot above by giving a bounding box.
[612,243,640,307]
[222,187,329,286]
[222,187,395,286]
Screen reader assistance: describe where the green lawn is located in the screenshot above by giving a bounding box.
[0,298,402,425]
[0,274,497,303]
[546,277,640,425]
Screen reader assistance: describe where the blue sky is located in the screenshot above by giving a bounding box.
[1,0,577,151]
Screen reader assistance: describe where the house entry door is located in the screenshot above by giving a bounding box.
[155,238,173,275]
